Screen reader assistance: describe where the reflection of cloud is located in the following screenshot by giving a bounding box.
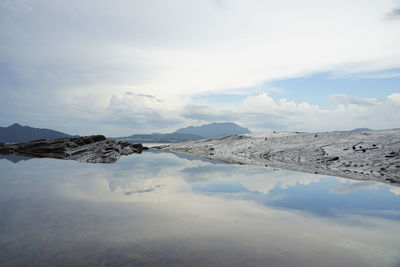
[182,164,322,194]
[6,153,400,266]
[390,187,400,196]
[242,172,322,193]
[336,239,400,267]
[3,151,400,266]
[331,181,380,194]
[332,179,400,197]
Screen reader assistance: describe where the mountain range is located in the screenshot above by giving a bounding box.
[0,122,372,144]
[0,123,75,143]
[116,122,251,143]
[0,122,251,144]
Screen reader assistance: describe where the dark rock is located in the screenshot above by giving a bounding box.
[0,135,148,163]
[385,152,398,158]
[386,178,398,184]
[326,156,339,161]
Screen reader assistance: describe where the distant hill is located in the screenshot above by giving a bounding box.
[174,122,251,138]
[116,122,251,143]
[0,123,75,143]
[332,128,373,133]
[116,133,204,143]
[348,128,373,132]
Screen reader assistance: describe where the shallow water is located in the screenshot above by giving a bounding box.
[0,151,400,266]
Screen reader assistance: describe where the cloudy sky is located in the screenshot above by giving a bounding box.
[1,0,400,136]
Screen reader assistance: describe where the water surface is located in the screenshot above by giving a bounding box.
[1,151,400,266]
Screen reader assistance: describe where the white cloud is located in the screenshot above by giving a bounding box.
[330,94,378,106]
[2,0,400,96]
[179,92,400,132]
[388,93,400,103]
[242,93,277,112]
[390,187,400,196]
[1,0,400,134]
[385,8,400,20]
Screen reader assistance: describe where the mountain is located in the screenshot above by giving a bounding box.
[348,128,373,132]
[116,133,204,143]
[331,128,373,133]
[0,123,75,143]
[116,122,251,143]
[174,122,251,138]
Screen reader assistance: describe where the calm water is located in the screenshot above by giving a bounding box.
[1,151,400,267]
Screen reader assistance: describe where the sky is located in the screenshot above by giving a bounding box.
[0,0,400,136]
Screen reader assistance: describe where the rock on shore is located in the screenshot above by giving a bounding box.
[0,135,148,163]
[162,129,400,186]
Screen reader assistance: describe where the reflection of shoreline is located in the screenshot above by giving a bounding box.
[164,130,400,187]
[0,154,32,163]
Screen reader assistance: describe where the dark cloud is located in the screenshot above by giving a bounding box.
[101,110,181,133]
[0,0,220,135]
[1,0,399,135]
[181,104,236,122]
[385,8,400,20]
[213,0,228,10]
[103,94,183,134]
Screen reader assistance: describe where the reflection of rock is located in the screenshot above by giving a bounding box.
[331,181,379,194]
[0,135,148,163]
[163,129,400,186]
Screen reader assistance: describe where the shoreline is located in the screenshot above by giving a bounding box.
[161,129,400,186]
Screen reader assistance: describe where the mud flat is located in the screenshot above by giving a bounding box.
[162,129,400,186]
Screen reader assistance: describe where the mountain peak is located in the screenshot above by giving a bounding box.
[8,123,23,128]
[1,124,73,143]
[174,122,251,138]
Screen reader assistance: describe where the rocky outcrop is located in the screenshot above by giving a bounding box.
[162,129,400,186]
[0,135,148,163]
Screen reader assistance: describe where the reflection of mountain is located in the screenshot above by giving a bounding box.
[115,122,251,143]
[0,155,32,163]
[0,123,76,143]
